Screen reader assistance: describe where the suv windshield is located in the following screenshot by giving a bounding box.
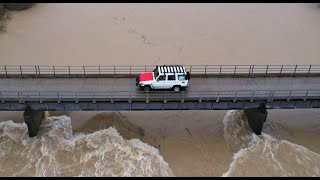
[153,68,159,79]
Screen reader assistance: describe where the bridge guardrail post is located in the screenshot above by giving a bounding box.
[93,92,96,104]
[250,90,255,102]
[219,65,222,77]
[293,65,297,77]
[164,91,167,103]
[18,92,23,103]
[128,92,132,104]
[0,92,4,103]
[57,92,61,104]
[304,90,309,102]
[68,66,70,78]
[268,91,274,102]
[4,66,8,78]
[181,91,184,103]
[265,65,269,77]
[233,65,237,77]
[110,91,114,103]
[308,65,312,76]
[204,65,207,77]
[21,91,25,103]
[18,91,20,103]
[35,66,38,78]
[280,65,283,77]
[20,66,22,78]
[98,66,101,78]
[39,92,43,104]
[83,66,86,78]
[199,91,202,103]
[287,90,292,102]
[251,65,254,77]
[53,66,56,78]
[75,92,78,104]
[248,65,251,78]
[216,91,220,102]
[233,91,237,103]
[267,91,271,102]
[146,91,149,104]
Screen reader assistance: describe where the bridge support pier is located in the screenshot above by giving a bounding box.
[244,103,268,135]
[23,105,45,137]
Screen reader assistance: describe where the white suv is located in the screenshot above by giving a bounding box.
[136,65,190,92]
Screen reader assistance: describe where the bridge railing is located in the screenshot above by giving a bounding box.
[0,65,320,78]
[1,90,319,104]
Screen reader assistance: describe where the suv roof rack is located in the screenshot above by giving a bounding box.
[158,65,186,75]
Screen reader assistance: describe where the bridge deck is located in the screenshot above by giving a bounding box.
[0,77,319,92]
[0,77,319,111]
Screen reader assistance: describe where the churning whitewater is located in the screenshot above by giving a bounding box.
[1,110,319,176]
[222,110,320,177]
[0,116,174,177]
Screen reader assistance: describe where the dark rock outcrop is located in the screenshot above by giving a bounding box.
[244,103,268,135]
[23,105,44,137]
[2,3,34,11]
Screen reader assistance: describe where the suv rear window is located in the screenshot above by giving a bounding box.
[178,75,186,80]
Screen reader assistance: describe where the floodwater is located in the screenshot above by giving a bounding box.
[0,3,320,177]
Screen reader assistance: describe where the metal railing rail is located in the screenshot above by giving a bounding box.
[1,65,320,78]
[1,89,319,104]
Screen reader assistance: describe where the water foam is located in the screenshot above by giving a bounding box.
[223,110,252,152]
[0,116,174,177]
[222,110,320,177]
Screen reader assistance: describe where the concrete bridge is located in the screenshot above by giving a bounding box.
[0,77,319,111]
[0,64,319,137]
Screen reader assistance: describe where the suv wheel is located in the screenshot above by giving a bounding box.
[173,86,180,92]
[143,86,151,92]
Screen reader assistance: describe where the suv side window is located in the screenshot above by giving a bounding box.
[158,75,166,81]
[178,75,186,81]
[168,75,175,81]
